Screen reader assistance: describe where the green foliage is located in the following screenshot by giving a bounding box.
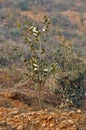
[18,16,51,107]
[54,35,86,108]
[17,16,86,109]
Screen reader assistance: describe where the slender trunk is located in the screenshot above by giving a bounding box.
[38,82,42,109]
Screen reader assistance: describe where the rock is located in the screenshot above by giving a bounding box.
[68,110,75,116]
[77,109,81,113]
[42,123,46,127]
[48,116,53,121]
[10,110,19,115]
[49,123,55,128]
[68,119,74,124]
[17,125,23,130]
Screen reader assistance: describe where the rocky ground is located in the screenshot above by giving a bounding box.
[0,89,85,130]
[0,107,86,130]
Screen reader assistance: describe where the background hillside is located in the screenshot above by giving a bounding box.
[0,0,86,68]
[0,0,86,90]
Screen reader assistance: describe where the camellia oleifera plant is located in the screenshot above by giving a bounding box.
[18,16,51,107]
[54,33,86,108]
[17,17,86,109]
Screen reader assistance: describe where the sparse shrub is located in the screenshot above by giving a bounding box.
[54,34,86,108]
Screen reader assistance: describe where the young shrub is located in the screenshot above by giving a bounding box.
[54,34,86,108]
[18,16,51,108]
